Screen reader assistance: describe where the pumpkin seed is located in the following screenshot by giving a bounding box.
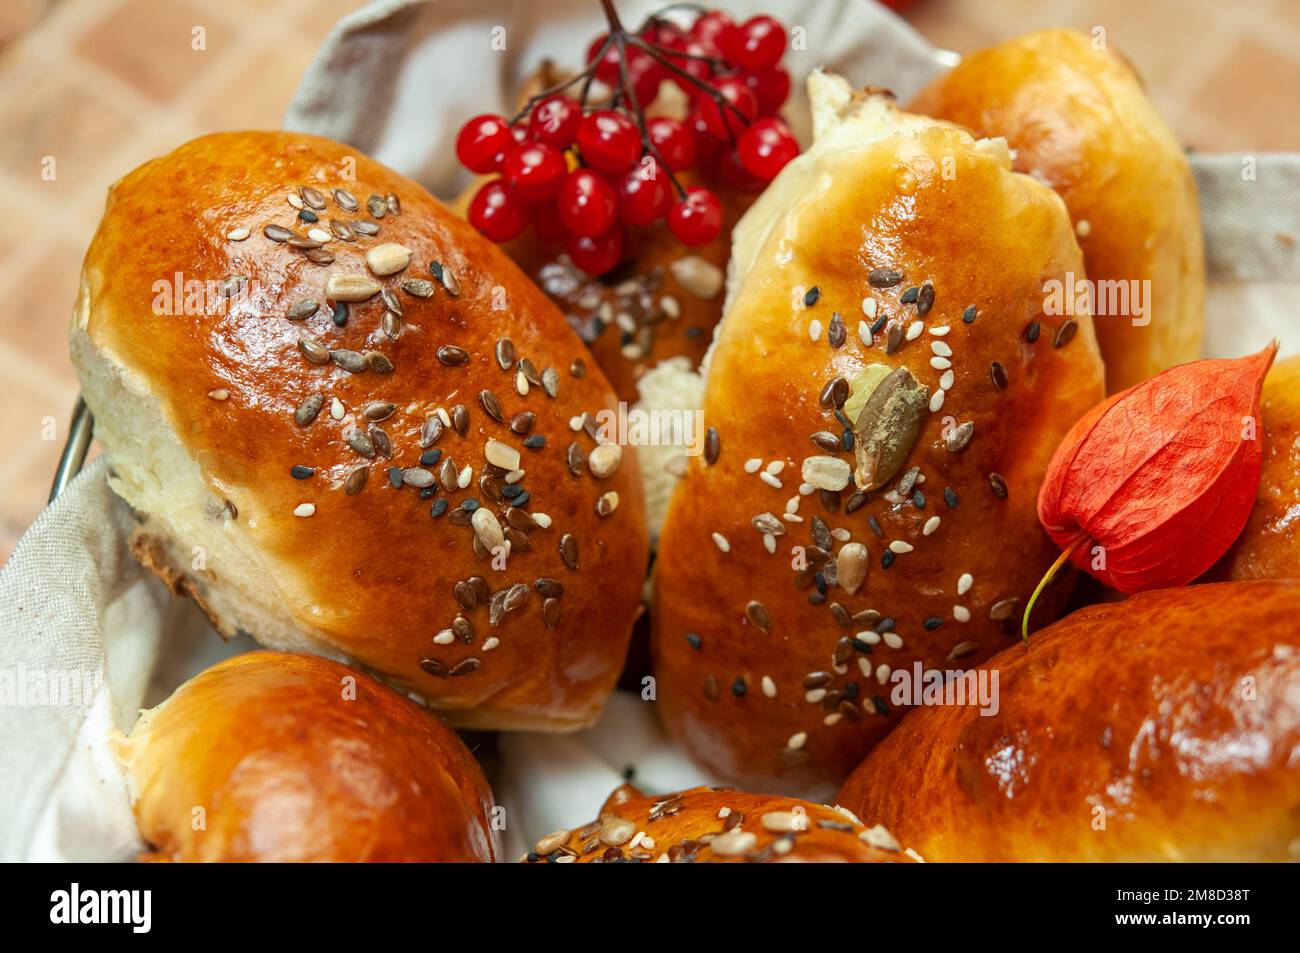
[852,366,929,491]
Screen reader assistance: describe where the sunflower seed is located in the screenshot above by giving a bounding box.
[401,278,435,298]
[437,345,469,366]
[746,600,773,633]
[263,224,294,242]
[298,337,330,364]
[479,389,503,422]
[990,598,1021,622]
[364,350,394,373]
[495,338,514,370]
[827,312,846,348]
[345,428,375,458]
[333,188,359,211]
[543,597,560,630]
[363,400,395,421]
[331,348,366,373]
[294,394,323,426]
[1054,319,1078,348]
[366,242,412,276]
[559,534,579,569]
[367,194,388,218]
[946,421,974,452]
[299,186,326,210]
[380,311,401,340]
[852,366,929,491]
[352,219,380,236]
[286,299,319,320]
[542,367,560,398]
[990,361,1009,390]
[868,267,903,288]
[325,274,381,302]
[566,442,585,476]
[343,466,368,495]
[916,282,934,316]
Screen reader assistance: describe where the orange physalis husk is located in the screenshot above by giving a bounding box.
[1023,342,1278,637]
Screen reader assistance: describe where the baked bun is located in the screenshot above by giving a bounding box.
[71,131,648,732]
[910,28,1205,393]
[522,784,912,863]
[116,652,499,862]
[839,580,1300,862]
[651,73,1105,797]
[1215,356,1300,581]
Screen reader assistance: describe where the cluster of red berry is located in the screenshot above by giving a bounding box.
[457,8,798,275]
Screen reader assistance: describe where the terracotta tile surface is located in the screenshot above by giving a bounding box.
[0,0,1293,564]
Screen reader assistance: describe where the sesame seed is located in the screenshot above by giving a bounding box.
[953,605,971,623]
[929,390,945,412]
[858,321,872,345]
[760,471,782,489]
[744,457,763,473]
[787,732,808,750]
[330,397,345,420]
[207,388,229,400]
[761,676,777,697]
[293,503,315,518]
[962,305,977,323]
[906,320,923,341]
[929,325,950,336]
[712,532,730,552]
[940,369,955,390]
[958,572,973,595]
[931,340,952,358]
[889,540,913,554]
[923,515,941,536]
[808,320,822,342]
[861,297,877,319]
[930,355,952,370]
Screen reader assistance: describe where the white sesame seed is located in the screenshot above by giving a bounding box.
[226,227,250,241]
[923,515,941,536]
[782,513,804,523]
[906,320,923,341]
[953,605,971,622]
[293,503,315,518]
[286,192,304,209]
[435,407,451,427]
[858,656,873,678]
[883,632,903,649]
[661,295,681,319]
[787,732,808,750]
[516,370,530,396]
[824,713,843,726]
[642,835,656,850]
[785,496,800,514]
[569,415,584,431]
[307,227,332,243]
[940,369,955,390]
[457,465,472,489]
[482,637,500,651]
[929,389,945,412]
[532,512,552,529]
[831,527,850,542]
[207,388,229,400]
[330,397,345,420]
[957,572,973,595]
[806,688,827,704]
[929,325,950,336]
[760,471,783,489]
[434,629,455,645]
[765,460,786,475]
[808,319,822,342]
[799,482,815,496]
[857,630,881,645]
[931,340,953,357]
[628,831,646,850]
[1076,218,1092,237]
[762,675,777,697]
[744,457,763,473]
[505,468,525,484]
[712,532,731,553]
[862,825,902,852]
[859,321,872,345]
[875,663,891,684]
[861,297,877,319]
[763,532,776,554]
[718,806,732,819]
[930,355,952,370]
[889,540,914,554]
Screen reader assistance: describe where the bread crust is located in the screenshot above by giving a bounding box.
[837,580,1300,862]
[122,652,499,862]
[1215,356,1300,581]
[910,28,1205,393]
[522,784,911,863]
[73,131,647,730]
[651,98,1105,796]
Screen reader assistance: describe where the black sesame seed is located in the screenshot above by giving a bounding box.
[814,573,827,595]
[513,490,530,506]
[923,617,944,630]
[851,638,873,654]
[1025,321,1041,343]
[868,515,883,537]
[685,326,703,338]
[418,486,437,499]
[502,484,523,499]
[944,486,959,508]
[429,499,448,518]
[962,305,977,324]
[881,551,895,568]
[870,314,887,335]
[386,467,403,488]
[685,632,702,650]
[876,617,895,633]
[298,209,318,223]
[872,696,889,715]
[899,286,919,304]
[523,434,546,450]
[843,681,860,700]
[804,286,820,306]
[331,301,347,327]
[462,497,480,512]
[420,449,443,467]
[731,677,747,698]
[841,429,855,451]
[290,465,314,480]
[913,490,925,509]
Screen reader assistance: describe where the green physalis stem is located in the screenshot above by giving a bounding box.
[1022,534,1088,642]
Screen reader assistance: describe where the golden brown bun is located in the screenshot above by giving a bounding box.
[651,76,1105,797]
[910,28,1205,394]
[491,180,748,404]
[522,784,912,863]
[838,580,1300,862]
[118,653,499,862]
[1214,356,1300,581]
[71,131,648,732]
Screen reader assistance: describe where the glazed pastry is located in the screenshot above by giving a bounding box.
[116,653,499,862]
[1214,355,1300,581]
[910,28,1205,393]
[838,580,1300,862]
[71,131,647,731]
[651,72,1105,797]
[522,784,912,863]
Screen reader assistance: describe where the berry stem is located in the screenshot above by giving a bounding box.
[1021,534,1088,641]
